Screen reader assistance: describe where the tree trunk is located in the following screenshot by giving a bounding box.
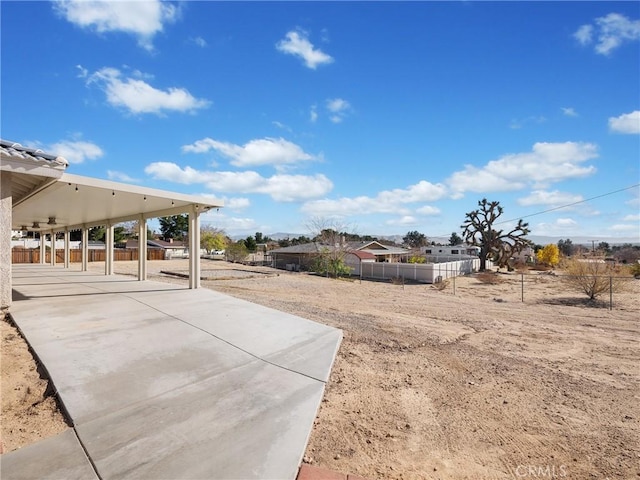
[479,248,487,271]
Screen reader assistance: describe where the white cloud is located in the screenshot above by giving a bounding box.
[562,107,578,117]
[221,216,259,232]
[326,98,352,123]
[626,196,640,208]
[144,162,332,202]
[107,170,139,183]
[181,137,317,169]
[224,197,251,211]
[53,0,179,51]
[276,30,334,69]
[415,205,441,216]
[534,218,580,236]
[86,67,210,115]
[573,24,593,45]
[386,216,419,227]
[556,218,578,227]
[447,142,598,196]
[623,214,640,221]
[609,110,640,134]
[76,64,88,78]
[574,13,640,55]
[272,121,291,132]
[310,105,318,123]
[302,180,447,217]
[48,140,103,164]
[517,190,583,207]
[189,36,207,48]
[610,224,639,232]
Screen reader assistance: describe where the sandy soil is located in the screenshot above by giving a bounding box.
[0,316,69,453]
[3,259,639,480]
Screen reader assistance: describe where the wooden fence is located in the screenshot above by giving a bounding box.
[11,248,165,264]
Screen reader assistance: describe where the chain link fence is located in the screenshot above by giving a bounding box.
[437,271,639,311]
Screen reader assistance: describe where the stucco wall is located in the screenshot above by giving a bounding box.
[1,171,12,313]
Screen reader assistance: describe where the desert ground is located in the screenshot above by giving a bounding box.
[2,259,639,480]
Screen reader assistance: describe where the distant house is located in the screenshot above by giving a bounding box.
[511,245,535,264]
[269,241,407,272]
[422,245,480,256]
[345,241,409,262]
[126,239,188,259]
[344,250,377,275]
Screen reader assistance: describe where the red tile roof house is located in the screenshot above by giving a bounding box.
[269,240,400,275]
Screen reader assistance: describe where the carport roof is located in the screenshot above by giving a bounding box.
[1,140,223,231]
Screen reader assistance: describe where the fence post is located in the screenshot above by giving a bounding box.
[453,274,456,296]
[609,276,613,311]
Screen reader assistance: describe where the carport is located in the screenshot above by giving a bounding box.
[1,139,223,313]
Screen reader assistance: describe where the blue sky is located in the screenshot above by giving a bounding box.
[2,1,639,241]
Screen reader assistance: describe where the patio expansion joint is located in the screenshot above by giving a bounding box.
[42,275,334,385]
[3,312,103,480]
[117,290,332,385]
[71,426,104,480]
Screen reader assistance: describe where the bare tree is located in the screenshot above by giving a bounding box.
[306,217,355,278]
[461,198,530,271]
[561,258,627,301]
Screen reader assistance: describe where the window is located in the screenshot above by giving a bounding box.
[451,249,459,254]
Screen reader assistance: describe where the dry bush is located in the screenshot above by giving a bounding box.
[475,272,503,285]
[529,264,553,272]
[390,276,404,285]
[561,259,629,300]
[432,278,450,291]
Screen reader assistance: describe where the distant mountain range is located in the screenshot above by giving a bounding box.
[239,232,639,246]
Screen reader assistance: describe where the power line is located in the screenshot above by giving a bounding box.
[497,183,640,226]
[434,183,640,238]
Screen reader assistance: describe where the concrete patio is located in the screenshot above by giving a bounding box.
[2,265,342,479]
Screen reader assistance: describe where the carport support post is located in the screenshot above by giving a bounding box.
[188,205,201,289]
[105,223,114,275]
[50,229,55,266]
[39,233,46,264]
[64,228,70,269]
[138,215,147,282]
[81,227,88,271]
[0,171,11,313]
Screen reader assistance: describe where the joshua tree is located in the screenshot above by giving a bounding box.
[461,198,530,271]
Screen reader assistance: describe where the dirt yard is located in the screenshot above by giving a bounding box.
[3,259,639,480]
[0,316,69,453]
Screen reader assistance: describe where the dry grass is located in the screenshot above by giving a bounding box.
[475,271,503,284]
[431,278,450,291]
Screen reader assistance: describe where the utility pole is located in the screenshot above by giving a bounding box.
[591,240,598,256]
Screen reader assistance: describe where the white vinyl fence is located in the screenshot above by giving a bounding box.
[359,258,491,284]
